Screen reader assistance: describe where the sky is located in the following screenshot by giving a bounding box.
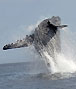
[0,0,76,64]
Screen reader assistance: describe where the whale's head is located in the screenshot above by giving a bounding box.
[49,16,68,29]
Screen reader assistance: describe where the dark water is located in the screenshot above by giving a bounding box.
[0,61,76,89]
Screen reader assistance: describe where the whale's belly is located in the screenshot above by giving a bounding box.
[34,26,61,57]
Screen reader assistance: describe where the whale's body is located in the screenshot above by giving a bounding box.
[3,16,67,66]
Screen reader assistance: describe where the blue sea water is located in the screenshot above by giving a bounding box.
[0,60,76,89]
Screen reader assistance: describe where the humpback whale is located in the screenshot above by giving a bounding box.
[3,16,67,66]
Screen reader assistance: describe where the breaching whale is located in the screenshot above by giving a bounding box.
[3,16,67,66]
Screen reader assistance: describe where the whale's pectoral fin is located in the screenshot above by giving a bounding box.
[3,34,34,50]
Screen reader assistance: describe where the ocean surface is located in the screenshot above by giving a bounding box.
[0,60,76,89]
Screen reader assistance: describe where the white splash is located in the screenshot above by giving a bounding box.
[43,51,58,73]
[42,28,76,74]
[43,51,76,74]
[56,53,76,73]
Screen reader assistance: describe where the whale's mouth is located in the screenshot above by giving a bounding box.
[58,25,68,29]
